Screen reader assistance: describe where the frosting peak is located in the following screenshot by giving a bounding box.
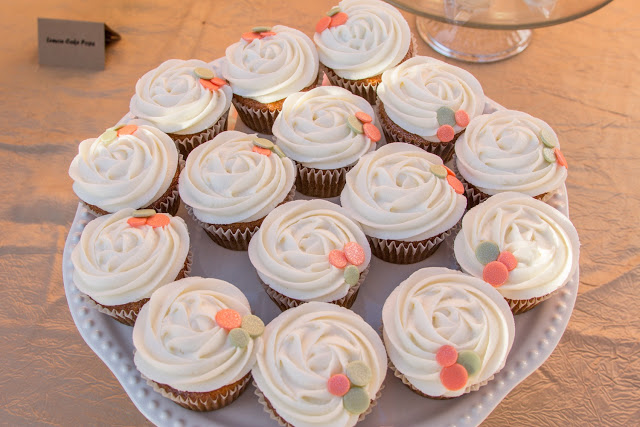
[454,192,580,300]
[71,209,190,306]
[133,277,259,392]
[272,86,377,169]
[129,59,232,135]
[382,267,515,398]
[178,130,296,224]
[223,25,319,104]
[314,0,412,80]
[340,143,467,240]
[377,56,485,142]
[69,125,178,213]
[454,109,568,196]
[253,302,386,427]
[248,199,371,302]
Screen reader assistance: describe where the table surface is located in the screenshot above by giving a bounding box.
[1,0,639,426]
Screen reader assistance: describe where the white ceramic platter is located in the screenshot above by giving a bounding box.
[62,97,577,427]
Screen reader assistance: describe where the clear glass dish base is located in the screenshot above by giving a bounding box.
[417,17,532,63]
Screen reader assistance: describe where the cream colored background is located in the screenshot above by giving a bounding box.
[1,0,638,425]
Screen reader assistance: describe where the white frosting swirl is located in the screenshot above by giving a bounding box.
[272,86,377,169]
[377,56,485,142]
[454,192,580,300]
[133,277,259,392]
[69,125,178,212]
[253,302,386,427]
[223,25,319,104]
[178,130,296,224]
[248,200,371,302]
[340,143,466,241]
[71,209,190,306]
[382,267,515,397]
[455,109,568,196]
[129,59,232,135]
[314,0,411,80]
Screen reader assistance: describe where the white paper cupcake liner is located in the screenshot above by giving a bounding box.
[254,381,384,427]
[143,371,251,411]
[295,163,351,198]
[367,224,455,265]
[170,111,229,158]
[231,98,279,135]
[185,185,296,251]
[321,34,418,105]
[83,250,193,326]
[258,265,370,311]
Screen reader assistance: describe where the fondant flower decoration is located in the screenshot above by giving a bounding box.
[475,241,518,287]
[99,124,138,144]
[429,163,464,195]
[539,129,567,169]
[327,360,372,414]
[328,242,365,286]
[241,26,277,42]
[252,137,286,158]
[316,7,348,33]
[346,111,381,143]
[127,210,170,228]
[435,107,469,142]
[215,308,265,348]
[436,345,482,391]
[194,67,228,92]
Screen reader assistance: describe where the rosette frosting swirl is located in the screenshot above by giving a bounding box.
[454,192,580,300]
[314,0,412,80]
[340,143,467,241]
[248,200,371,302]
[133,277,259,392]
[272,86,377,169]
[253,302,387,427]
[178,130,296,224]
[223,25,319,104]
[129,59,232,135]
[455,109,568,196]
[69,125,178,213]
[71,209,189,306]
[382,267,515,398]
[377,56,485,142]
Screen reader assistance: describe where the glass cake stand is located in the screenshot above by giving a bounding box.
[385,0,614,62]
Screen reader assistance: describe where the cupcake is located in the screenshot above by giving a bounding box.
[71,208,191,325]
[223,25,319,134]
[68,124,180,216]
[248,199,371,310]
[128,59,232,158]
[133,277,264,411]
[454,109,569,207]
[313,0,415,104]
[454,192,580,314]
[376,56,485,162]
[382,267,515,398]
[272,86,380,198]
[253,302,387,426]
[178,130,296,250]
[340,143,467,264]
